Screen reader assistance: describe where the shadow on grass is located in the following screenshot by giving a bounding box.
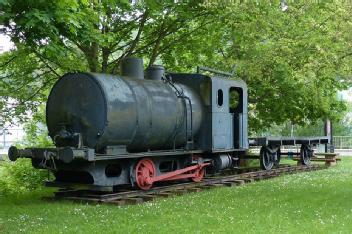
[0,188,59,206]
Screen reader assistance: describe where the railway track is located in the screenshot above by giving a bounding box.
[49,164,327,206]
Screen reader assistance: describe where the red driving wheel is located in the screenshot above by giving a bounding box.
[191,168,205,182]
[135,158,156,190]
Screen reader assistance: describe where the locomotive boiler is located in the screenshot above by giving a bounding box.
[46,58,203,152]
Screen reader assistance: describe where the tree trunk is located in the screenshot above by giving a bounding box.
[149,36,163,66]
[85,42,99,72]
[101,47,110,73]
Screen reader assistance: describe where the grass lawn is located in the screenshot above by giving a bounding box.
[1,158,352,234]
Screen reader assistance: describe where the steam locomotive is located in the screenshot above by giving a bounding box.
[8,57,329,190]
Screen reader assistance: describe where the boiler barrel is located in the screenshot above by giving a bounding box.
[46,72,203,152]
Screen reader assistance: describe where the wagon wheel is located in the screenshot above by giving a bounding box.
[300,144,312,166]
[135,158,156,190]
[260,146,274,170]
[274,147,281,167]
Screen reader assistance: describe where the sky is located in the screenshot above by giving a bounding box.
[0,34,14,53]
[340,89,352,102]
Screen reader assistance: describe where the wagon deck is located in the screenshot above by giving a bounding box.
[249,136,329,146]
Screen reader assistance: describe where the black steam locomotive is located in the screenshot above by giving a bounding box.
[8,58,329,190]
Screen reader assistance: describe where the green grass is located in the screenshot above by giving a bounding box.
[1,158,352,234]
[246,157,298,167]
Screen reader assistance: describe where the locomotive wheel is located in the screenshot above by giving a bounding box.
[260,146,274,170]
[191,168,205,182]
[135,158,156,190]
[300,144,312,166]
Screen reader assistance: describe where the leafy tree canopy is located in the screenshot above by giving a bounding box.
[0,1,352,132]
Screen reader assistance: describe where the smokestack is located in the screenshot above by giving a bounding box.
[120,57,144,80]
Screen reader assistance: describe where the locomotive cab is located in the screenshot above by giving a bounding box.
[170,74,248,153]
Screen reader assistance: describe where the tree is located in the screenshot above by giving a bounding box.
[0,0,213,125]
[163,2,352,132]
[1,1,352,133]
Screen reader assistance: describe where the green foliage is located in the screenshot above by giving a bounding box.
[165,2,352,131]
[0,105,52,197]
[0,159,48,196]
[256,102,352,137]
[0,0,211,125]
[20,105,53,148]
[0,1,352,131]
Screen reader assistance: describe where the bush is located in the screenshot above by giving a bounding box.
[0,105,53,196]
[20,105,53,148]
[0,158,48,196]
